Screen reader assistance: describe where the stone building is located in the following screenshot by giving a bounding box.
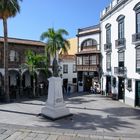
[0,37,47,99]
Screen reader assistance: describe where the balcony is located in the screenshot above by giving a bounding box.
[132,33,140,45]
[104,43,112,52]
[114,67,127,76]
[76,65,99,72]
[115,38,126,49]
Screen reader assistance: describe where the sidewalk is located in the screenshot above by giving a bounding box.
[0,93,139,139]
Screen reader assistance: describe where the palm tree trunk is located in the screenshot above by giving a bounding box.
[53,50,58,77]
[33,78,36,97]
[3,18,10,102]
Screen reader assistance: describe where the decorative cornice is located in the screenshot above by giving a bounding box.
[100,0,128,21]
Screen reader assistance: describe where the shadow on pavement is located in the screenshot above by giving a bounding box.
[37,113,134,131]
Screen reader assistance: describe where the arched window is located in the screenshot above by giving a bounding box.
[9,50,19,62]
[136,46,140,73]
[81,39,97,50]
[133,2,140,34]
[105,23,111,44]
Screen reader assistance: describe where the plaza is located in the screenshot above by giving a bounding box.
[0,0,140,139]
[0,93,139,139]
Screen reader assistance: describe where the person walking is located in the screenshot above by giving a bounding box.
[67,85,71,96]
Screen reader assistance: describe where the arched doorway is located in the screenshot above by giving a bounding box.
[37,70,48,95]
[9,69,20,99]
[22,70,37,98]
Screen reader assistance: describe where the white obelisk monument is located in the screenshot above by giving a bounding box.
[41,77,71,120]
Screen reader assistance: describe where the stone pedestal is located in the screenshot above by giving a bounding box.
[41,77,71,120]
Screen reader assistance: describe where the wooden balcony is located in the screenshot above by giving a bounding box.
[115,38,126,49]
[76,65,99,72]
[132,33,140,45]
[104,43,112,52]
[114,67,127,77]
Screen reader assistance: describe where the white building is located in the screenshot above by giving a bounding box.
[59,38,77,93]
[76,25,101,92]
[100,0,140,107]
[59,55,77,93]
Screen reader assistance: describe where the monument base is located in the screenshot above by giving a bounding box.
[41,77,72,121]
[41,104,72,120]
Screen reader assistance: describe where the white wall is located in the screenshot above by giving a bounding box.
[101,0,140,106]
[59,60,77,93]
[78,33,100,51]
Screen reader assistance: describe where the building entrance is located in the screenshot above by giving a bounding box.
[118,77,125,100]
[135,81,140,107]
[106,76,111,96]
[84,76,92,92]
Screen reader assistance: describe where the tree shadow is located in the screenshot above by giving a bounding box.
[103,107,140,117]
[37,113,134,132]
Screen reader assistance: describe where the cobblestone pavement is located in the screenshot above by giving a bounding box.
[0,93,139,139]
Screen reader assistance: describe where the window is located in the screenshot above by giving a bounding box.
[83,56,89,65]
[77,56,82,65]
[106,53,111,70]
[105,24,111,44]
[81,39,97,50]
[73,64,76,73]
[126,79,132,91]
[0,50,2,61]
[63,64,68,73]
[118,51,124,67]
[117,15,125,39]
[90,55,96,65]
[136,47,140,73]
[134,2,140,33]
[72,78,77,83]
[136,12,140,33]
[9,50,19,62]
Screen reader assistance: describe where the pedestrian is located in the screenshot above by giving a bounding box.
[90,86,93,93]
[67,85,71,96]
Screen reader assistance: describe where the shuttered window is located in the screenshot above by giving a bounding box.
[83,56,89,65]
[106,53,111,70]
[136,47,140,72]
[118,52,124,62]
[90,55,96,65]
[63,64,68,73]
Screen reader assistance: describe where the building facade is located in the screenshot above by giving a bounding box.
[100,0,140,107]
[0,37,47,99]
[59,38,77,93]
[76,25,101,92]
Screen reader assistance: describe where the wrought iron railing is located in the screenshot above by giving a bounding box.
[104,43,112,52]
[115,38,126,49]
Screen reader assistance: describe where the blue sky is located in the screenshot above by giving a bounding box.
[0,0,111,41]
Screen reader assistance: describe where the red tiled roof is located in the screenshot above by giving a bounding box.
[59,55,75,60]
[0,37,46,46]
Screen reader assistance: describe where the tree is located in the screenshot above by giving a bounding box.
[24,50,43,97]
[40,28,70,77]
[0,0,22,102]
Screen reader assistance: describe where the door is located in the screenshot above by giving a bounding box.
[135,81,140,107]
[106,76,111,96]
[118,77,125,100]
[84,76,92,92]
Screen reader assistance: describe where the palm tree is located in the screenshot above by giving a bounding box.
[0,0,22,102]
[40,28,70,77]
[24,50,43,97]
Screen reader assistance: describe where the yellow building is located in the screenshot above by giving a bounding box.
[67,37,77,55]
[59,37,77,93]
